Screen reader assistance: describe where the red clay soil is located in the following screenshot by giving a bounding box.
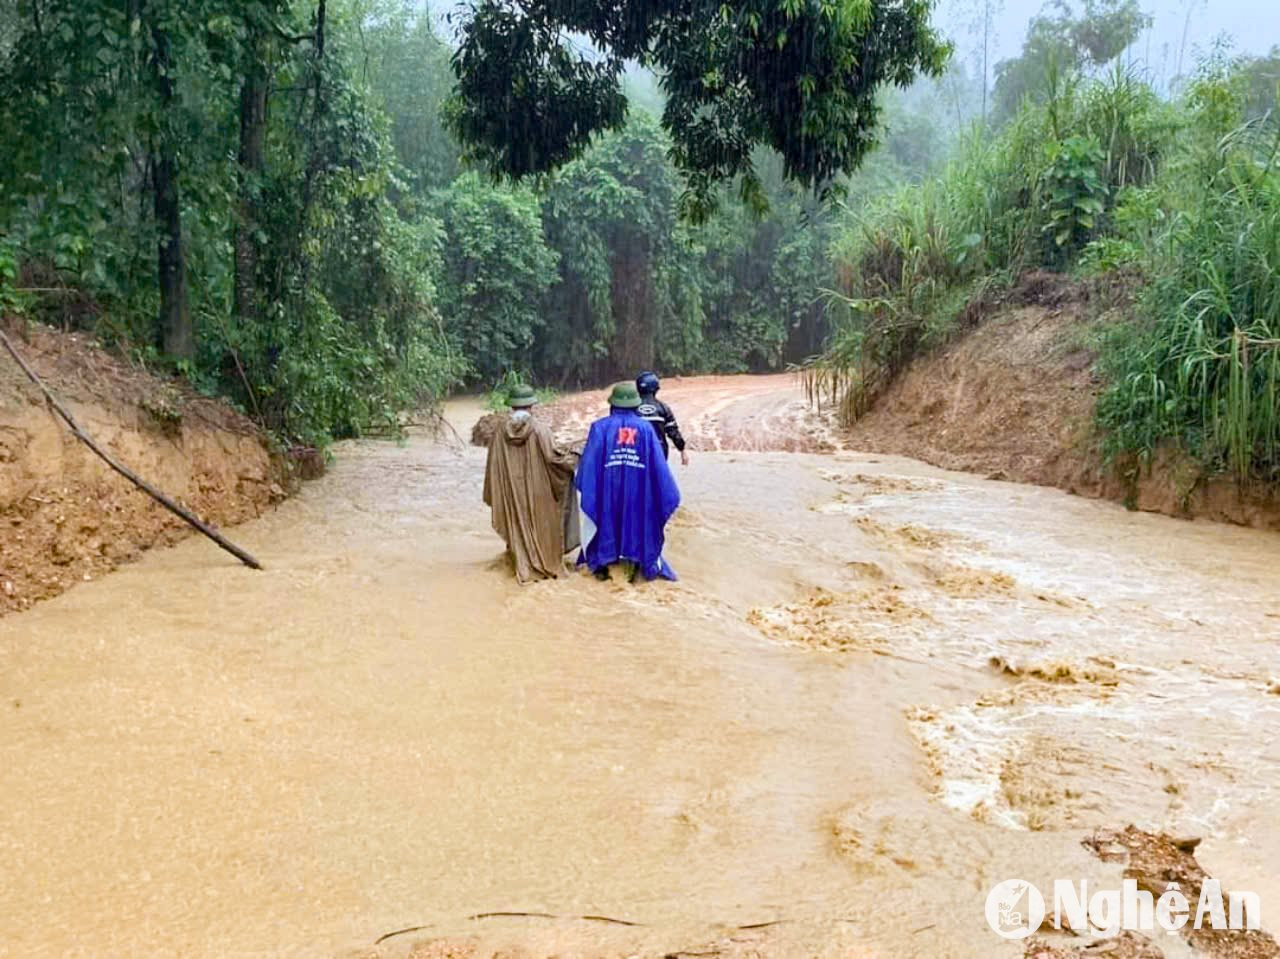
[845,277,1280,531]
[1024,827,1280,958]
[1075,828,1280,959]
[0,321,291,616]
[1025,931,1165,958]
[473,374,836,454]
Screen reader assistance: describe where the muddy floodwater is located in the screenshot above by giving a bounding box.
[2,375,1278,958]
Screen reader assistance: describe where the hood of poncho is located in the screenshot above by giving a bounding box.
[503,413,534,446]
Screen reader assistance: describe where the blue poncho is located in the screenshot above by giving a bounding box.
[575,409,681,581]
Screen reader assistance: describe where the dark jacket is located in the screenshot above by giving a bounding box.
[636,395,686,459]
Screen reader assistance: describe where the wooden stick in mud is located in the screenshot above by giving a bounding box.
[0,329,264,571]
[375,911,647,945]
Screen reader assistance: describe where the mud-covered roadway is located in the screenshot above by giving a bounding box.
[2,374,1278,958]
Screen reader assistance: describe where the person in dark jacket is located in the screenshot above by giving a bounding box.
[635,371,689,466]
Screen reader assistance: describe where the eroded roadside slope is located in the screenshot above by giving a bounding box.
[0,323,290,614]
[845,275,1280,530]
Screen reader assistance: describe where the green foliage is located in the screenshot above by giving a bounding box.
[434,174,558,384]
[1043,134,1106,257]
[0,0,981,450]
[1097,66,1280,479]
[361,3,460,192]
[0,241,24,316]
[0,0,466,447]
[208,5,466,445]
[691,156,836,372]
[0,0,227,342]
[446,0,951,218]
[1233,46,1280,121]
[537,112,700,382]
[811,63,1175,424]
[992,0,1149,125]
[529,113,838,384]
[814,47,1280,487]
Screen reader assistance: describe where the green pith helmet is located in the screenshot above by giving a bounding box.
[608,381,642,409]
[508,383,538,408]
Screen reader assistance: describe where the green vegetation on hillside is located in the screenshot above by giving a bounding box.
[1096,67,1280,480]
[8,0,1272,491]
[0,0,953,447]
[811,20,1280,484]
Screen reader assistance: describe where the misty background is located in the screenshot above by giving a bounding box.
[937,0,1280,93]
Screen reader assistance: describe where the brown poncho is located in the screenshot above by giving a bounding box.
[482,413,579,583]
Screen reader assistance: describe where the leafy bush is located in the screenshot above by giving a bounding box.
[483,370,557,412]
[434,174,558,385]
[0,242,23,316]
[811,63,1175,425]
[1097,66,1280,479]
[1042,135,1107,259]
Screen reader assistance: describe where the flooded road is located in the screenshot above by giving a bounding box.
[1,375,1278,958]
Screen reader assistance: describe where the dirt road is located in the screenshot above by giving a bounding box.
[546,374,838,453]
[2,375,1278,958]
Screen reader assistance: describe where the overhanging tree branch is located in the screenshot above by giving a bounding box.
[269,19,314,45]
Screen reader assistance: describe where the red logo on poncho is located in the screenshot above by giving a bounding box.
[616,426,639,446]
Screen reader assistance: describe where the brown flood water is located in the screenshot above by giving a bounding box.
[2,375,1278,958]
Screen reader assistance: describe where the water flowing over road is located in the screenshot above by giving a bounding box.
[2,375,1278,958]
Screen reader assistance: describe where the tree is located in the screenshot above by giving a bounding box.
[361,1,460,193]
[434,174,558,383]
[538,113,697,383]
[954,0,1004,125]
[225,2,301,329]
[142,1,194,360]
[446,0,950,217]
[0,0,465,443]
[0,0,239,360]
[232,0,464,441]
[691,152,835,372]
[992,0,1149,124]
[1233,46,1280,120]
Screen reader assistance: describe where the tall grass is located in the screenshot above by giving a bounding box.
[813,57,1280,484]
[1097,84,1280,479]
[808,66,1175,425]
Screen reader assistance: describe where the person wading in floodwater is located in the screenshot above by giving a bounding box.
[575,382,681,583]
[635,371,690,466]
[482,384,580,583]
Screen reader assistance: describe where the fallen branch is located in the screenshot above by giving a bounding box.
[468,911,559,921]
[0,329,264,571]
[374,910,647,946]
[373,924,431,946]
[432,408,467,448]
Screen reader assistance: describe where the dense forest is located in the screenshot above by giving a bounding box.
[0,0,951,446]
[2,0,1277,487]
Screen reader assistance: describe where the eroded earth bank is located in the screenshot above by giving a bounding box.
[0,326,288,616]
